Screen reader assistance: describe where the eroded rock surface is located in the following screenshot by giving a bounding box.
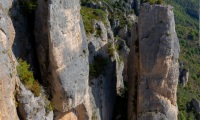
[128,3,180,120]
[0,1,19,120]
[36,0,89,119]
[48,0,89,113]
[16,78,53,120]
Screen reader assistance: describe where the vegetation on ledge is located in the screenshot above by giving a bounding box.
[81,6,107,34]
[17,59,41,97]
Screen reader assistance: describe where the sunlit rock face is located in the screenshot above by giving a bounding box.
[0,1,19,119]
[128,3,180,120]
[35,0,89,119]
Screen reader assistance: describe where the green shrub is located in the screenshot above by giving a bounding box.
[149,0,155,4]
[141,0,163,4]
[17,59,41,97]
[81,6,107,35]
[31,81,41,97]
[45,101,54,112]
[17,59,34,87]
[95,27,102,37]
[92,111,98,120]
[156,0,163,4]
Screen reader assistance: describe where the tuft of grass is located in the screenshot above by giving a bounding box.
[45,101,54,112]
[141,0,163,4]
[108,44,119,57]
[92,111,98,120]
[17,59,41,97]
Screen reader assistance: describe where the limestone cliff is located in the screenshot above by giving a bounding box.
[0,0,181,120]
[128,3,180,120]
[35,0,89,119]
[0,1,18,119]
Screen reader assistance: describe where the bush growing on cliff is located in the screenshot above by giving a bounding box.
[17,59,41,96]
[141,0,163,4]
[81,6,107,35]
[108,43,119,57]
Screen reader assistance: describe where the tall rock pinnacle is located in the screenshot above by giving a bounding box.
[128,3,180,120]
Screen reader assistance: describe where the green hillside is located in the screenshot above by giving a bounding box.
[164,0,200,119]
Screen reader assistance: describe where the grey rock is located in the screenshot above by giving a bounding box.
[113,19,120,28]
[179,68,189,87]
[35,0,89,119]
[16,78,53,120]
[95,21,108,41]
[191,98,200,113]
[96,1,102,8]
[128,3,179,120]
[0,2,19,119]
[0,0,12,10]
[118,25,128,40]
[102,1,113,13]
[116,39,130,82]
[89,1,96,9]
[87,13,118,120]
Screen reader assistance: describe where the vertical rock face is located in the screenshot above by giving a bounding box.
[36,0,89,118]
[128,3,180,120]
[0,1,19,120]
[48,0,89,112]
[128,22,139,120]
[87,19,117,120]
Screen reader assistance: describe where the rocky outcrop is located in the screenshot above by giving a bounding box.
[128,3,180,120]
[16,78,53,120]
[49,0,89,113]
[0,0,182,119]
[87,18,117,120]
[0,1,19,119]
[35,0,89,119]
[179,68,189,87]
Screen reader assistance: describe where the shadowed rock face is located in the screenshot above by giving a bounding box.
[128,3,180,120]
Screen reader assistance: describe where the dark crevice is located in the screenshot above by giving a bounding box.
[10,0,41,83]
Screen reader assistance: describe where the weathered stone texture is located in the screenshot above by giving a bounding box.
[0,1,18,119]
[48,0,89,113]
[128,3,180,120]
[36,0,89,119]
[16,78,53,120]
